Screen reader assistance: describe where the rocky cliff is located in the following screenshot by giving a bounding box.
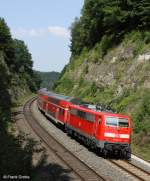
[54,32,150,159]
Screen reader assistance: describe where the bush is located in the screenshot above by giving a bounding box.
[90,82,97,96]
[133,93,150,134]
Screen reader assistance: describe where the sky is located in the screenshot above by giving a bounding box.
[0,0,84,72]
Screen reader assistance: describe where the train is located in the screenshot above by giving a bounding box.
[37,88,132,159]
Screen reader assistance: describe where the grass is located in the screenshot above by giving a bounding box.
[132,144,150,161]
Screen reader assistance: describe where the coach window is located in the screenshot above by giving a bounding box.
[78,110,86,119]
[70,109,77,116]
[60,108,64,115]
[86,113,95,122]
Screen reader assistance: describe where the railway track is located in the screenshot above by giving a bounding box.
[23,97,105,181]
[23,97,150,181]
[110,157,150,181]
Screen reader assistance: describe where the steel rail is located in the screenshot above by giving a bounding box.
[109,159,150,181]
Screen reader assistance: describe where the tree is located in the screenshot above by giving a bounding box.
[70,18,87,56]
[14,39,33,74]
[70,0,150,57]
[0,51,11,130]
[0,18,15,67]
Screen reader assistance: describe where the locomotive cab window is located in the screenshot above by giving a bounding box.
[118,118,129,127]
[105,117,129,127]
[105,117,118,126]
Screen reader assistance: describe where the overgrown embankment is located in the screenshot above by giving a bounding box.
[0,17,42,176]
[54,0,150,160]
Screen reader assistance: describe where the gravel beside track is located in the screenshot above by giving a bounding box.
[131,155,150,174]
[24,97,105,181]
[31,98,146,181]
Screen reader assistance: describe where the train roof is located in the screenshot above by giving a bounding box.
[70,104,130,118]
[38,88,78,102]
[38,89,119,115]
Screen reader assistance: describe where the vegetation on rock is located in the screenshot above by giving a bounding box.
[70,0,150,56]
[54,0,150,160]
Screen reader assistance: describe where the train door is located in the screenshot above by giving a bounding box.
[46,102,48,113]
[55,107,59,119]
[66,108,70,125]
[93,115,102,138]
[64,108,69,123]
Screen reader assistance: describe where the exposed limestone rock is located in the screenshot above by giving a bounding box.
[138,53,150,62]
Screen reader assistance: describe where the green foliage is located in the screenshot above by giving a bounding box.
[0,17,43,175]
[58,64,67,78]
[0,18,15,67]
[32,71,42,91]
[62,77,74,90]
[117,96,136,112]
[143,31,150,44]
[70,0,150,57]
[55,77,74,95]
[83,64,89,74]
[0,51,11,127]
[36,71,59,90]
[133,93,150,134]
[70,18,86,56]
[13,39,33,73]
[90,82,97,96]
[88,48,100,63]
[99,35,114,57]
[78,76,84,87]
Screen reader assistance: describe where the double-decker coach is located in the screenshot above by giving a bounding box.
[37,89,81,124]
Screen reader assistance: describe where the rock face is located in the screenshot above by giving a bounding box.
[55,40,150,105]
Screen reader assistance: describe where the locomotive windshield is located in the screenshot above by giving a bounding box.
[118,118,129,127]
[105,117,129,127]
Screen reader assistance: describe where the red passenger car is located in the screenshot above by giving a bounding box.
[37,89,132,159]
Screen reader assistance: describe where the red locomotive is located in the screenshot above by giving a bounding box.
[37,88,132,159]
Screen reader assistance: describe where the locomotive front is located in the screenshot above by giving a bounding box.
[100,114,131,159]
